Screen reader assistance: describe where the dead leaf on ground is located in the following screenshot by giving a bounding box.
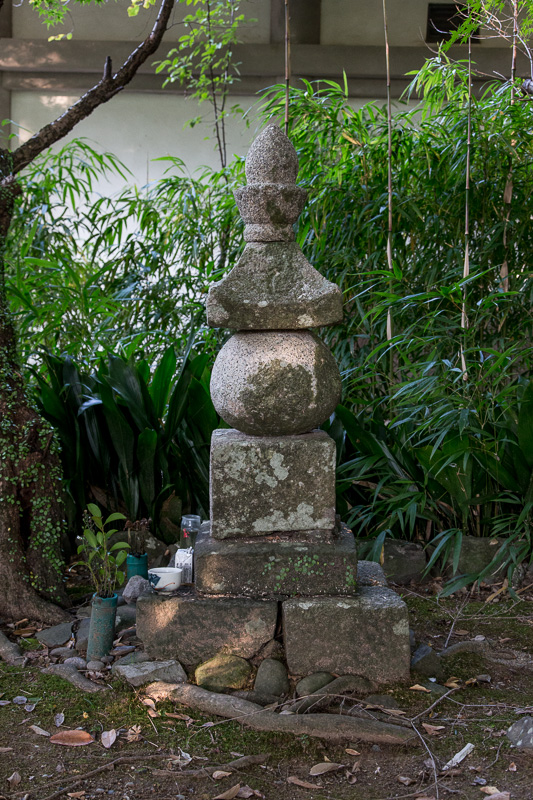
[213,784,241,800]
[213,771,233,780]
[125,724,141,742]
[12,696,27,705]
[0,747,13,753]
[397,776,416,785]
[147,708,160,718]
[422,723,445,735]
[67,792,86,798]
[141,697,157,710]
[480,788,503,796]
[309,762,343,776]
[164,712,193,723]
[30,725,50,737]
[7,772,21,787]
[414,796,436,800]
[287,777,318,790]
[0,701,10,706]
[345,748,360,756]
[101,729,116,749]
[409,684,431,693]
[508,762,517,772]
[54,712,65,727]
[444,679,462,689]
[202,721,215,728]
[236,787,263,799]
[50,730,94,747]
[455,629,469,636]
[24,703,36,712]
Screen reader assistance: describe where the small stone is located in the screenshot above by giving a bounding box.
[36,623,73,648]
[371,745,381,752]
[49,647,78,660]
[254,659,289,698]
[86,660,105,671]
[195,654,252,692]
[507,716,533,749]
[110,645,135,657]
[421,681,448,697]
[122,576,151,605]
[411,644,444,680]
[364,694,400,710]
[295,672,334,698]
[259,640,284,660]
[74,618,91,652]
[112,651,151,669]
[476,674,492,683]
[100,655,114,664]
[63,657,87,670]
[115,605,137,630]
[113,660,187,687]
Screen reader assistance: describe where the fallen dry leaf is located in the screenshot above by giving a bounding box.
[236,787,262,799]
[409,684,431,693]
[7,772,21,787]
[24,703,36,712]
[147,708,160,718]
[445,680,462,689]
[422,723,446,735]
[164,712,193,722]
[30,725,50,737]
[50,730,94,747]
[141,697,157,710]
[54,713,65,727]
[0,747,13,753]
[486,794,510,800]
[67,793,86,798]
[455,629,469,636]
[480,787,501,795]
[508,762,517,772]
[213,771,233,780]
[287,777,318,790]
[414,796,436,800]
[12,696,27,705]
[213,784,241,800]
[345,748,360,756]
[309,762,343,776]
[101,729,116,749]
[125,724,142,743]
[397,776,416,785]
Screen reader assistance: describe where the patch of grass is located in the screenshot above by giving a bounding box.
[18,637,42,651]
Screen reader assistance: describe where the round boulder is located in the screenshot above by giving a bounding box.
[210,331,341,436]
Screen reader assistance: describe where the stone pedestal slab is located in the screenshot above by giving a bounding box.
[195,523,357,597]
[136,593,277,667]
[210,428,336,538]
[282,587,411,683]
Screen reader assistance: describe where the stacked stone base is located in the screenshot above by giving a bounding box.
[136,559,411,685]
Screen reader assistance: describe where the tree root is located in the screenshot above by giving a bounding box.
[286,675,376,714]
[146,681,417,746]
[42,663,106,693]
[152,753,269,779]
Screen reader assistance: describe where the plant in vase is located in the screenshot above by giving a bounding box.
[124,518,151,580]
[76,504,129,661]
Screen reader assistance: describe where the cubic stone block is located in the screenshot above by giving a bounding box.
[282,587,411,683]
[136,593,277,667]
[210,331,341,436]
[207,243,343,330]
[195,523,357,596]
[210,429,336,538]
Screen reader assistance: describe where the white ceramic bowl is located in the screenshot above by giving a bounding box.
[148,567,182,593]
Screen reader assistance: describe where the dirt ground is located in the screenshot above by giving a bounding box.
[1,582,533,800]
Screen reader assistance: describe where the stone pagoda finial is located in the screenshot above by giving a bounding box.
[207,125,343,437]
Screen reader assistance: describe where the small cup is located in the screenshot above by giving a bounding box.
[180,514,202,548]
[148,567,182,593]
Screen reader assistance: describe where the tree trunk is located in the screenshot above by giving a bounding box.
[0,155,70,623]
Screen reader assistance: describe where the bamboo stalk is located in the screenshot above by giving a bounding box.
[460,32,472,381]
[284,0,291,136]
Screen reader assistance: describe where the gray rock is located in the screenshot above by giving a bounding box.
[209,429,336,539]
[101,655,114,664]
[254,659,289,698]
[195,654,252,692]
[0,631,24,666]
[295,672,334,698]
[112,651,151,669]
[49,647,79,660]
[74,618,91,652]
[63,657,87,670]
[115,605,137,629]
[411,644,444,680]
[87,660,106,671]
[383,540,427,584]
[231,689,282,706]
[364,694,400,710]
[421,681,448,697]
[36,622,73,648]
[258,640,284,660]
[283,586,411,684]
[245,125,299,186]
[207,243,343,330]
[210,331,341,436]
[137,593,277,667]
[439,535,503,584]
[114,659,187,687]
[196,524,357,596]
[507,716,533,749]
[356,560,388,587]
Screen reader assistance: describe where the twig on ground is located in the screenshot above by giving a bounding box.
[410,722,439,800]
[410,688,459,721]
[152,753,269,779]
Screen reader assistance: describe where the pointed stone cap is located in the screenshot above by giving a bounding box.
[245,124,299,184]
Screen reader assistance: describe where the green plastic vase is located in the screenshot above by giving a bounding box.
[126,553,148,581]
[86,593,118,661]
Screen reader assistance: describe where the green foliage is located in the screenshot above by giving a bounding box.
[32,343,219,545]
[76,505,129,597]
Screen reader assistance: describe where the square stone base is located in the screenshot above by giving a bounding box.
[282,586,411,683]
[136,592,277,667]
[195,523,357,597]
[210,429,336,539]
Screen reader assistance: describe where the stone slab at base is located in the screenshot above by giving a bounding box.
[282,586,411,683]
[136,593,277,668]
[210,429,336,539]
[195,523,357,597]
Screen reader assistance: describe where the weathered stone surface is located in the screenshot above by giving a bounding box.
[445,536,503,584]
[137,593,277,667]
[295,672,334,698]
[74,618,91,652]
[50,646,79,660]
[364,694,400,710]
[207,243,343,331]
[123,575,151,605]
[114,659,187,687]
[507,716,533,749]
[283,587,410,683]
[87,660,106,671]
[383,540,428,584]
[112,651,151,670]
[245,124,299,185]
[209,429,336,539]
[254,658,289,698]
[410,644,444,680]
[115,604,137,629]
[195,523,357,595]
[196,653,252,692]
[210,331,341,436]
[36,622,73,648]
[64,656,87,669]
[356,560,388,587]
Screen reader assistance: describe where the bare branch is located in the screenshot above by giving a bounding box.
[11,0,175,174]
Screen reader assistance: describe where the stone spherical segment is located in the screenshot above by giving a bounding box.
[245,125,299,185]
[210,331,342,436]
